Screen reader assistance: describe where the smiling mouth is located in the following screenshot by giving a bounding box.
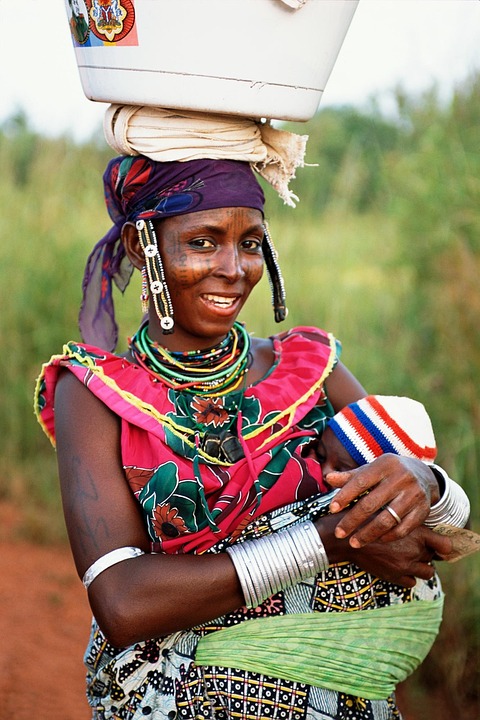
[203,294,239,309]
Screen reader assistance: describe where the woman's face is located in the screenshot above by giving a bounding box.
[150,206,265,350]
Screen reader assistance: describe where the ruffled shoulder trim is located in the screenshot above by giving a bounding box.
[242,326,338,446]
[35,341,176,447]
[34,327,339,447]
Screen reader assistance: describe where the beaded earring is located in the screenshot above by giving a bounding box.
[262,222,287,322]
[136,219,175,333]
[140,266,149,314]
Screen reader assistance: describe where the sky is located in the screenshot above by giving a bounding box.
[1,0,480,141]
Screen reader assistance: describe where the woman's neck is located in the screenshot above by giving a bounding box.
[129,321,252,395]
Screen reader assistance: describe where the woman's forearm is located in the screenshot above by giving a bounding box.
[86,508,453,647]
[86,513,345,645]
[87,550,243,647]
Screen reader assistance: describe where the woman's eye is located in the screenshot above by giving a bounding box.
[189,237,214,248]
[242,237,262,250]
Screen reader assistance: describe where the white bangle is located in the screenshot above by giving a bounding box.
[82,546,145,589]
[226,521,329,609]
[425,465,470,528]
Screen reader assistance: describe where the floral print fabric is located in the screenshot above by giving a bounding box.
[34,326,442,719]
[36,326,338,554]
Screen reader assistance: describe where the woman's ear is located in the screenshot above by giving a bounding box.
[121,222,144,270]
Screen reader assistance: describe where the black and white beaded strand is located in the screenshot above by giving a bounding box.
[262,222,287,323]
[136,218,175,333]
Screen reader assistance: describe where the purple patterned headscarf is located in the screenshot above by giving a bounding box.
[79,156,265,351]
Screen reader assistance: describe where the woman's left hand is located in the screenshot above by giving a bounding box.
[326,454,441,548]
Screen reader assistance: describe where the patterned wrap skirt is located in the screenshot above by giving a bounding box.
[84,493,443,720]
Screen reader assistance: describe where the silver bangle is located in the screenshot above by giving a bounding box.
[82,546,145,589]
[250,537,280,596]
[237,541,268,605]
[425,465,470,528]
[226,521,329,609]
[230,549,256,607]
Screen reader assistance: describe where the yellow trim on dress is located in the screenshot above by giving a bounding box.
[35,332,337,463]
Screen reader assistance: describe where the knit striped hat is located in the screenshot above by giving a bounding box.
[328,395,437,466]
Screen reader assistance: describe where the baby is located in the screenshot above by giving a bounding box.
[316,394,437,486]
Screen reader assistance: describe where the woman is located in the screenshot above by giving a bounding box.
[35,155,463,720]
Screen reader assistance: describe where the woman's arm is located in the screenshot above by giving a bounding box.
[55,371,246,645]
[55,371,452,647]
[323,360,367,411]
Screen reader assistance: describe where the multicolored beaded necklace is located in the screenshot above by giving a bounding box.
[129,322,252,463]
[129,321,252,396]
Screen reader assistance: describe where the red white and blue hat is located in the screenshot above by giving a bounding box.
[328,395,437,466]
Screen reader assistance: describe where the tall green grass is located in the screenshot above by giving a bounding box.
[0,80,479,715]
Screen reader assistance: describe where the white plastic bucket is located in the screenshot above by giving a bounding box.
[65,0,358,122]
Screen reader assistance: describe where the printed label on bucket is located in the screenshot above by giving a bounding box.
[65,0,138,47]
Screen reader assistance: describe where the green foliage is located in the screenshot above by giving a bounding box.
[1,76,479,714]
[385,77,480,476]
[0,121,114,532]
[263,104,401,214]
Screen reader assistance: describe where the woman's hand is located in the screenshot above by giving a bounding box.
[325,454,441,548]
[347,525,453,587]
[316,511,453,588]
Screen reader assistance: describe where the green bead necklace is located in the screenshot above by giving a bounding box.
[129,321,252,396]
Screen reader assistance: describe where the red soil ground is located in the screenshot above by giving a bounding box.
[0,502,92,719]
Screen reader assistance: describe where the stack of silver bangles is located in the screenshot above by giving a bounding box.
[226,520,329,609]
[425,464,470,528]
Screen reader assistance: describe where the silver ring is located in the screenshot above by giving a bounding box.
[385,505,401,525]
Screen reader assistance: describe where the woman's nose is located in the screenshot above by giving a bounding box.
[215,246,245,280]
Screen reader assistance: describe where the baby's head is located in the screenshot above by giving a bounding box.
[318,395,437,476]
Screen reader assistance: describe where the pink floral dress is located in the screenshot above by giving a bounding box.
[35,326,440,720]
